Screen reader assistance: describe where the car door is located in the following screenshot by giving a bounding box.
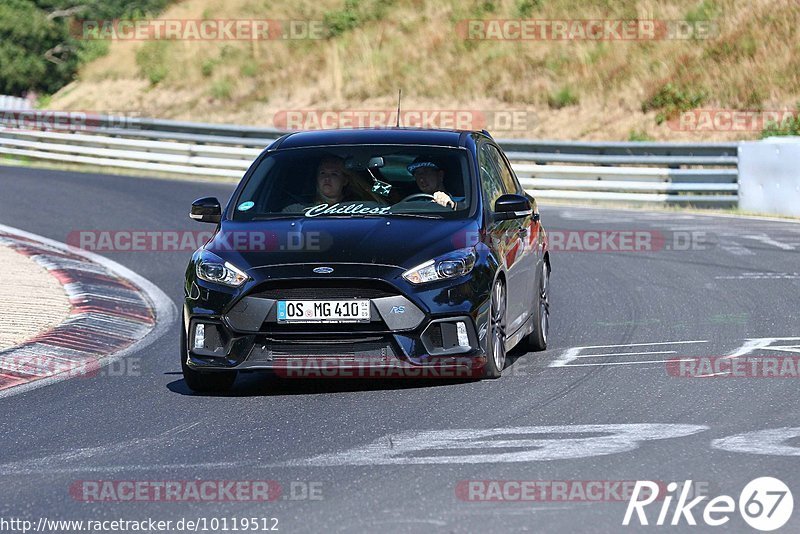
[479,143,529,334]
[494,145,543,318]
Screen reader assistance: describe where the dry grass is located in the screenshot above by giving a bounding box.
[49,0,800,140]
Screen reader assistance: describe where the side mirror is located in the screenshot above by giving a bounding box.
[493,194,531,221]
[525,193,540,221]
[190,197,222,224]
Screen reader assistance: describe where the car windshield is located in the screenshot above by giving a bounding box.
[231,145,472,220]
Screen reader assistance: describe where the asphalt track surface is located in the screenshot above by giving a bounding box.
[1,165,799,533]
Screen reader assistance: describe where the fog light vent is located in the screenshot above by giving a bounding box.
[428,323,443,348]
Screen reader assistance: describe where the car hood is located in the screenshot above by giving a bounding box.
[205,217,480,272]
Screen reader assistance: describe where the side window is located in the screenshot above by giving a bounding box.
[479,144,507,211]
[486,144,520,194]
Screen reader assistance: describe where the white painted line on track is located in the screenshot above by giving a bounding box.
[282,424,709,466]
[572,351,677,359]
[550,340,708,367]
[551,203,800,226]
[567,340,708,349]
[741,234,796,251]
[725,337,800,359]
[712,428,800,457]
[715,272,800,280]
[718,240,755,256]
[556,359,695,368]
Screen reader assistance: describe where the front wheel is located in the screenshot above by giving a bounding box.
[482,279,507,379]
[180,318,237,393]
[526,262,550,351]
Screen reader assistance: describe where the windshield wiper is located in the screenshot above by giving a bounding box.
[249,214,303,220]
[247,213,445,220]
[384,213,444,219]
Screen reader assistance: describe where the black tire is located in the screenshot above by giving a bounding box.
[526,261,550,351]
[180,318,237,393]
[482,279,507,379]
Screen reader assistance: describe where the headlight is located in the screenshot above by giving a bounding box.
[402,248,476,284]
[195,251,249,287]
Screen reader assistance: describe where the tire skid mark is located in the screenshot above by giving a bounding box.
[0,231,157,393]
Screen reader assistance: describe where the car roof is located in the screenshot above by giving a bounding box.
[272,128,487,150]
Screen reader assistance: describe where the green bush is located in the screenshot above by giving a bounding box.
[323,0,394,37]
[761,105,800,138]
[473,0,497,16]
[685,0,719,24]
[201,59,216,78]
[324,0,363,37]
[240,62,258,78]
[628,129,654,141]
[135,41,170,85]
[515,0,542,18]
[76,39,109,64]
[210,78,233,100]
[642,83,707,124]
[548,86,579,109]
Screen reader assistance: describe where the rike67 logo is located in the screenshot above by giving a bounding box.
[624,477,793,531]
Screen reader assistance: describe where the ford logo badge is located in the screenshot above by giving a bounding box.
[313,267,334,274]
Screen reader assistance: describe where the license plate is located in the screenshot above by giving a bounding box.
[277,300,370,323]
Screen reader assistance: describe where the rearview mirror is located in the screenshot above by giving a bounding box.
[367,156,385,169]
[190,197,222,224]
[493,194,531,221]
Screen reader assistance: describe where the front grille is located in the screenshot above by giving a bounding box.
[249,280,397,300]
[263,322,387,334]
[247,336,397,361]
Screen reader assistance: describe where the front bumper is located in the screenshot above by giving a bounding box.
[183,275,491,377]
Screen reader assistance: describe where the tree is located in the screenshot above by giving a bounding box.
[0,0,171,96]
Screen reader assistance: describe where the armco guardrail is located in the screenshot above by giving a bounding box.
[0,110,739,205]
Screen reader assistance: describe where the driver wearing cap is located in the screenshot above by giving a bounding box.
[407,157,456,209]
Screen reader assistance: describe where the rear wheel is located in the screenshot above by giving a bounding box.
[482,279,507,379]
[526,262,550,351]
[180,318,237,393]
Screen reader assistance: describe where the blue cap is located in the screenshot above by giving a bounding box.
[407,160,441,174]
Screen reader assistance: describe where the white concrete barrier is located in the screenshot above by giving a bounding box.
[738,137,800,217]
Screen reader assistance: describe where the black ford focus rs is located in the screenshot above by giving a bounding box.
[182,128,550,392]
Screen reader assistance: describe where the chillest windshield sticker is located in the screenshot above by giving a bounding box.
[305,203,392,217]
[237,201,255,211]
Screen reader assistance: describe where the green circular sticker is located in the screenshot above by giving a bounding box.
[237,201,255,211]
